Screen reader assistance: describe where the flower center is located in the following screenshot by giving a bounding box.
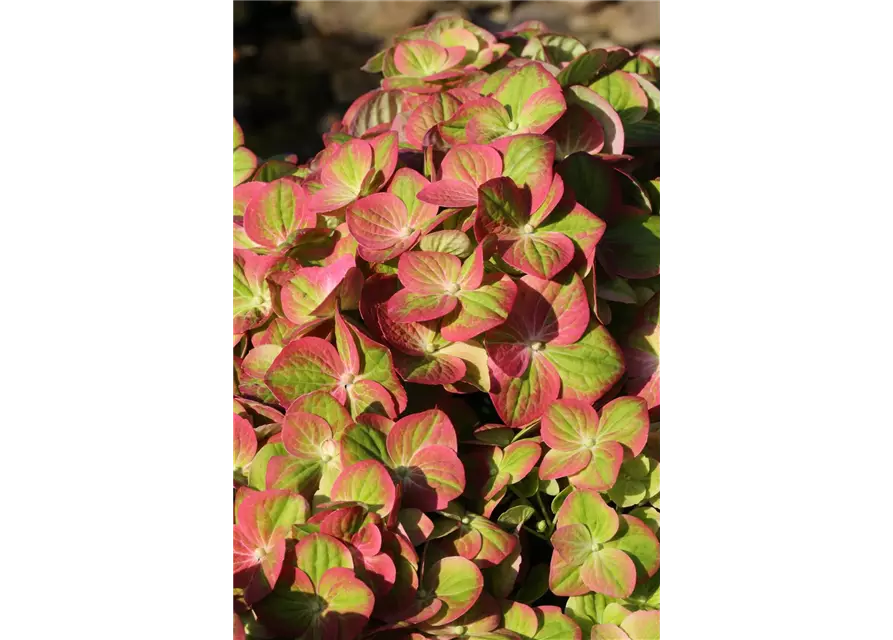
[445,282,460,295]
[400,226,412,238]
[460,516,472,525]
[530,342,543,352]
[340,373,355,387]
[535,520,548,533]
[522,223,534,234]
[507,121,519,131]
[582,437,595,448]
[423,342,437,354]
[591,540,603,553]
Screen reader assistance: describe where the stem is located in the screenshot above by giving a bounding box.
[522,525,550,541]
[535,492,553,530]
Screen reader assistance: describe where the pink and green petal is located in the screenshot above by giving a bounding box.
[347,193,411,251]
[548,548,588,597]
[234,413,258,469]
[294,532,354,589]
[397,251,463,294]
[535,605,583,640]
[288,390,354,440]
[394,351,467,386]
[320,139,373,196]
[265,337,345,405]
[443,276,517,342]
[280,256,357,323]
[566,86,625,155]
[347,378,398,419]
[339,422,391,467]
[602,515,660,578]
[424,556,485,626]
[331,460,397,516]
[401,444,466,511]
[442,144,503,186]
[493,135,556,213]
[502,601,539,638]
[475,177,531,239]
[405,93,463,149]
[620,610,659,640]
[317,567,376,640]
[580,548,637,599]
[398,508,435,546]
[234,146,258,186]
[491,63,562,127]
[243,179,314,250]
[488,354,561,427]
[548,104,606,159]
[502,231,575,280]
[281,411,333,459]
[551,523,593,566]
[387,289,458,323]
[516,86,567,134]
[537,200,606,274]
[417,179,480,208]
[596,397,650,456]
[538,448,591,481]
[555,488,619,542]
[542,323,625,403]
[349,323,407,413]
[589,71,648,125]
[388,409,458,465]
[541,399,598,450]
[569,440,624,491]
[500,440,542,483]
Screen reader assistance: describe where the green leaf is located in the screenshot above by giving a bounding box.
[234,147,258,186]
[603,515,660,579]
[498,504,536,529]
[565,593,606,636]
[543,323,625,404]
[339,423,390,466]
[556,488,618,542]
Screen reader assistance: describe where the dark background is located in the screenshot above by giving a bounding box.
[234,0,659,160]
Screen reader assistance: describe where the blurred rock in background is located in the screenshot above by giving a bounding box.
[234,0,659,159]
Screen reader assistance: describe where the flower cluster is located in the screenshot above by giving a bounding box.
[234,16,660,640]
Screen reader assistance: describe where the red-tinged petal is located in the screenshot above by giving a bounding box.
[570,440,624,491]
[388,168,439,229]
[475,177,532,241]
[539,448,591,481]
[538,199,606,275]
[417,179,478,208]
[394,40,451,77]
[348,378,398,419]
[398,508,434,546]
[394,351,467,386]
[361,551,397,599]
[541,399,599,449]
[280,411,333,459]
[388,409,458,465]
[317,567,375,640]
[441,144,503,187]
[321,139,373,194]
[493,134,556,213]
[405,93,463,149]
[280,256,357,324]
[500,440,542,483]
[251,565,318,633]
[592,624,632,640]
[445,276,518,341]
[319,505,368,541]
[308,183,364,215]
[555,488,619,542]
[580,548,637,599]
[368,130,398,184]
[243,179,314,250]
[233,525,285,604]
[264,337,344,405]
[440,96,506,145]
[453,526,484,560]
[482,325,531,378]
[516,274,590,346]
[536,605,583,640]
[349,323,407,414]
[602,515,660,578]
[596,396,650,456]
[234,181,267,217]
[234,414,258,469]
[548,104,606,158]
[488,354,561,427]
[551,523,593,567]
[456,242,485,289]
[620,610,659,640]
[331,460,397,516]
[346,192,410,250]
[502,231,575,280]
[357,233,421,263]
[334,309,360,375]
[424,557,484,626]
[287,390,354,440]
[466,104,512,144]
[491,62,562,125]
[567,86,625,155]
[397,251,463,293]
[502,601,538,638]
[517,86,567,134]
[387,289,457,324]
[351,522,382,558]
[548,547,588,597]
[265,455,323,497]
[401,445,466,511]
[471,517,518,568]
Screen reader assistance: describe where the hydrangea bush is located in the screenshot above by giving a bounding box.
[234,16,659,640]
